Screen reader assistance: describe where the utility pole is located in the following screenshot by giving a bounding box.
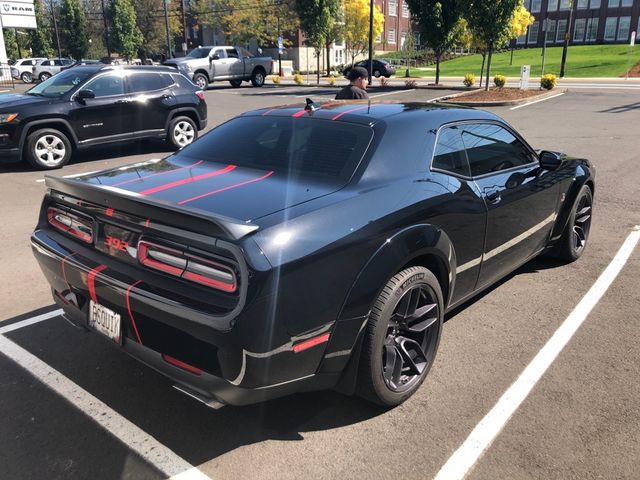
[181,0,188,54]
[163,0,172,58]
[541,17,547,77]
[50,0,62,59]
[368,0,373,84]
[560,0,574,77]
[100,0,110,58]
[14,29,22,58]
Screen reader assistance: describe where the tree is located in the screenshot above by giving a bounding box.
[3,30,19,61]
[462,0,519,90]
[343,0,384,66]
[134,0,181,58]
[59,0,88,59]
[29,0,54,57]
[108,0,144,60]
[510,4,535,38]
[406,0,462,85]
[294,0,341,83]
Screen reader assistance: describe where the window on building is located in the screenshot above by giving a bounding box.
[548,0,558,11]
[528,21,540,43]
[389,0,397,16]
[376,32,383,42]
[530,0,541,12]
[560,0,571,9]
[556,19,568,42]
[388,28,396,44]
[617,16,631,40]
[517,32,527,44]
[413,31,421,47]
[573,18,586,41]
[401,31,408,48]
[590,0,601,8]
[402,0,409,17]
[620,0,632,6]
[523,0,531,9]
[586,17,599,41]
[608,0,620,7]
[604,17,618,40]
[545,20,557,42]
[577,0,588,8]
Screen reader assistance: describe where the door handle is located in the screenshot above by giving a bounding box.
[485,190,501,204]
[161,94,173,99]
[115,99,131,104]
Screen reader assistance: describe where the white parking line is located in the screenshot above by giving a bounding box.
[0,315,211,480]
[434,225,640,480]
[0,309,63,334]
[370,89,415,98]
[510,92,565,110]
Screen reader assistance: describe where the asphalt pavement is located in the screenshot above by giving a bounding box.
[0,82,638,480]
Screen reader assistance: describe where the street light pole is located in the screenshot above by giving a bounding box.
[163,0,172,58]
[368,0,373,84]
[560,0,574,78]
[100,0,110,58]
[50,0,62,60]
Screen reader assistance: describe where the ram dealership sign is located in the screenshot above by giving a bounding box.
[0,0,37,29]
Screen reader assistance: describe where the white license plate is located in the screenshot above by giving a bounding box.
[89,300,121,344]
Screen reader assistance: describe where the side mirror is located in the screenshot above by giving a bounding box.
[76,90,95,101]
[210,54,220,60]
[539,150,562,171]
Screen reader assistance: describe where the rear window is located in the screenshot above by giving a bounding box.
[176,116,374,183]
[128,72,167,92]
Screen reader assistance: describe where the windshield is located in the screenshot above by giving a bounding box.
[186,47,211,59]
[27,69,95,97]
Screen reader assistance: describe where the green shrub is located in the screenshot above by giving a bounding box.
[293,73,304,85]
[463,73,475,87]
[271,75,281,85]
[493,74,506,88]
[379,77,389,87]
[540,73,557,90]
[404,79,417,88]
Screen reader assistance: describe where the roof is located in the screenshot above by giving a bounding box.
[68,64,180,74]
[246,100,498,125]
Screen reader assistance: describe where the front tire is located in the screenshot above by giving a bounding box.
[251,69,265,87]
[193,73,208,90]
[357,266,443,407]
[557,185,593,262]
[21,72,32,83]
[39,72,51,82]
[25,128,72,170]
[167,116,198,149]
[373,69,381,78]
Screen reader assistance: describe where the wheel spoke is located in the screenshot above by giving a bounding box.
[383,344,402,388]
[397,336,427,376]
[403,304,439,333]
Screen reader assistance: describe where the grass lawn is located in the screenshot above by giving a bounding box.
[395,45,640,78]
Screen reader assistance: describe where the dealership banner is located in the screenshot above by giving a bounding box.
[0,0,37,29]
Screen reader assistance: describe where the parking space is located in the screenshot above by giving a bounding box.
[1,84,639,479]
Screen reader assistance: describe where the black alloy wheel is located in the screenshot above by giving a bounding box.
[558,185,593,262]
[357,266,443,407]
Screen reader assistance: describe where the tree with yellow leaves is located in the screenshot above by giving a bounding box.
[343,0,384,66]
[510,4,535,38]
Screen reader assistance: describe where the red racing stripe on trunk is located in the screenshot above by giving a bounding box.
[125,280,143,344]
[139,164,236,195]
[177,170,274,205]
[111,160,204,187]
[87,265,107,303]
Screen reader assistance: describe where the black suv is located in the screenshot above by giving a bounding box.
[0,65,207,169]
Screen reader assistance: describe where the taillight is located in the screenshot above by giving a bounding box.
[47,207,94,244]
[137,240,237,293]
[195,90,205,101]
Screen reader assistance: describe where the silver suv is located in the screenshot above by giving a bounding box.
[32,58,74,82]
[10,58,46,83]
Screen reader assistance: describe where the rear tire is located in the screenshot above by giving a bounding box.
[229,79,242,87]
[251,69,265,87]
[167,116,198,149]
[21,72,32,83]
[373,69,381,78]
[25,128,72,170]
[39,72,51,82]
[357,266,443,407]
[193,73,208,90]
[557,185,593,262]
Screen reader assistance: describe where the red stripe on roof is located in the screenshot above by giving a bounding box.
[262,108,279,116]
[139,164,236,195]
[87,264,107,303]
[291,109,307,117]
[111,160,204,187]
[177,170,274,205]
[331,105,371,121]
[126,280,143,344]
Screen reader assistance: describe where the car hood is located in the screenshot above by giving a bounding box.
[0,93,49,109]
[75,157,341,222]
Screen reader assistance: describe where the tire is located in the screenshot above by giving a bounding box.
[357,266,443,407]
[21,72,32,83]
[39,72,51,82]
[251,69,265,87]
[373,69,381,78]
[557,185,593,262]
[25,128,72,170]
[193,73,208,90]
[229,79,242,87]
[167,116,198,149]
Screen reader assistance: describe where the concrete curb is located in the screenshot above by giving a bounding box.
[437,88,568,107]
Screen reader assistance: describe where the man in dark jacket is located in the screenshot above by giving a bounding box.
[335,66,370,99]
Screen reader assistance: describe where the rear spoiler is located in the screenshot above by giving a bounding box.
[45,175,259,241]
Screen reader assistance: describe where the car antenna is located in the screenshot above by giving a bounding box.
[304,98,319,112]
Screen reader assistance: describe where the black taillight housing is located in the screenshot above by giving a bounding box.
[47,207,94,244]
[138,240,237,293]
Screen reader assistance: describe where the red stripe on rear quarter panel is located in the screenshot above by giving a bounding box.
[139,164,236,195]
[87,264,107,303]
[293,333,331,353]
[177,170,275,205]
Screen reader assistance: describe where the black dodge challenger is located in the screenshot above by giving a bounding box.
[31,101,595,408]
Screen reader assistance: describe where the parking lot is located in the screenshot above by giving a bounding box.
[1,82,639,480]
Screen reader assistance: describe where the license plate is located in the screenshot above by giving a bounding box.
[89,300,121,344]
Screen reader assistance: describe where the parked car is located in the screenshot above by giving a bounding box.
[344,59,396,78]
[60,59,103,71]
[0,65,207,169]
[32,58,75,82]
[10,58,46,83]
[30,100,595,409]
[164,46,273,89]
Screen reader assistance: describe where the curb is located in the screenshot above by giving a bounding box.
[436,88,567,107]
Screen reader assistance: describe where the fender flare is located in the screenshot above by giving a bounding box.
[164,107,203,132]
[549,162,595,241]
[19,118,79,152]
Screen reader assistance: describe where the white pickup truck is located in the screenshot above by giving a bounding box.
[164,46,273,89]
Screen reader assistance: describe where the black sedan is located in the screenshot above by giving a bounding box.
[31,101,594,408]
[344,59,396,78]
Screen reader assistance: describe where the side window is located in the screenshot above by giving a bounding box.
[226,48,239,59]
[172,73,196,89]
[212,49,225,59]
[433,126,470,177]
[83,74,125,97]
[54,60,63,66]
[461,123,535,176]
[128,73,166,93]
